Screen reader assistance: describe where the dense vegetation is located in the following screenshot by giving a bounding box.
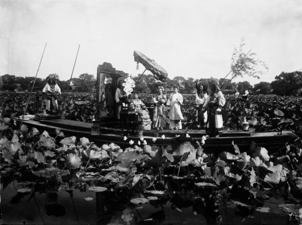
[2,93,302,224]
[1,70,302,95]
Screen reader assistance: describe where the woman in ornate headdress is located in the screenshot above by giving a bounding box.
[153,86,167,130]
[42,75,61,114]
[168,85,184,130]
[204,78,226,137]
[195,81,209,129]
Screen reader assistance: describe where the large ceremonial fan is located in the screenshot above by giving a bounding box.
[133,50,168,82]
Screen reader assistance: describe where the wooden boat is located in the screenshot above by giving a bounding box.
[22,62,298,154]
[23,117,297,153]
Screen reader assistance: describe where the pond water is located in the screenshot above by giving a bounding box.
[1,182,294,225]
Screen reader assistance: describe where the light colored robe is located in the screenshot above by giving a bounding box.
[42,84,61,111]
[168,93,184,130]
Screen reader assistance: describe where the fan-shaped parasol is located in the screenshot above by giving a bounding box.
[134,50,168,82]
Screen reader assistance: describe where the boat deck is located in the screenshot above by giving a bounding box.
[22,118,298,153]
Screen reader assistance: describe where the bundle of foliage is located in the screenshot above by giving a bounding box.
[2,117,302,224]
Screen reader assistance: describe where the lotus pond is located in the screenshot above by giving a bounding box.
[2,93,302,224]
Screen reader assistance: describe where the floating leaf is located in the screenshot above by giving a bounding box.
[8,142,22,155]
[3,149,13,162]
[130,198,149,205]
[232,141,240,154]
[60,136,76,145]
[274,109,284,117]
[195,182,217,187]
[84,197,93,201]
[162,148,174,162]
[40,137,55,149]
[264,171,281,184]
[0,137,9,146]
[44,150,56,157]
[256,207,270,213]
[80,137,90,148]
[66,153,81,169]
[0,124,8,131]
[17,155,28,167]
[249,167,257,186]
[88,186,107,192]
[20,124,29,133]
[144,190,165,195]
[147,196,158,200]
[253,147,270,161]
[34,151,45,163]
[17,188,32,193]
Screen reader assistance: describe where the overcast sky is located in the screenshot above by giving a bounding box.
[0,0,301,85]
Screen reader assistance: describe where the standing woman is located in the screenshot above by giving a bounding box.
[115,85,128,120]
[153,86,167,130]
[42,75,61,114]
[204,78,225,137]
[168,86,184,130]
[104,77,114,115]
[195,82,209,129]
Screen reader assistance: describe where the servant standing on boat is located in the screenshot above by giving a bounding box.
[195,82,209,129]
[115,86,128,120]
[205,78,225,137]
[105,77,114,115]
[153,86,168,130]
[42,75,61,114]
[168,86,184,130]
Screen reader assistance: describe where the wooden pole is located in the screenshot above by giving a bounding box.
[220,49,251,88]
[20,43,47,125]
[136,68,147,83]
[69,44,81,84]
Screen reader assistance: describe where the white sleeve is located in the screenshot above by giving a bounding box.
[42,84,49,93]
[55,84,61,94]
[115,88,120,103]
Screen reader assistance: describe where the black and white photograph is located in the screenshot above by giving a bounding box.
[1,0,302,224]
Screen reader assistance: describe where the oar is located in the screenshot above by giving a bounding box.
[20,43,47,126]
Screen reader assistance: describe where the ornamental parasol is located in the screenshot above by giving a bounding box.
[133,50,168,82]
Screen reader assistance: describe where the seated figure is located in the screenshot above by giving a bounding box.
[42,75,61,114]
[130,92,152,130]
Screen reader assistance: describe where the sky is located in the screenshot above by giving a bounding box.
[0,0,302,85]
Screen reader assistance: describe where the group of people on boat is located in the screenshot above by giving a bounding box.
[41,74,235,137]
[150,78,226,136]
[111,77,227,136]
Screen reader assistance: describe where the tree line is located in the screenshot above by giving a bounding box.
[1,71,302,96]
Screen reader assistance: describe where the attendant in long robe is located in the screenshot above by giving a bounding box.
[115,87,128,119]
[204,78,226,137]
[195,83,208,129]
[168,86,184,130]
[105,78,114,115]
[42,76,61,114]
[153,86,167,130]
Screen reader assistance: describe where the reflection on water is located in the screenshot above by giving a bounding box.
[1,182,290,225]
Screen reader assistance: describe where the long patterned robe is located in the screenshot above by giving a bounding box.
[153,94,167,129]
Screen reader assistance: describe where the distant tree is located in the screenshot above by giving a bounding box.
[183,77,195,94]
[133,74,151,93]
[72,73,96,92]
[0,76,3,91]
[253,82,271,95]
[2,74,17,91]
[237,81,253,94]
[271,71,302,96]
[219,78,235,90]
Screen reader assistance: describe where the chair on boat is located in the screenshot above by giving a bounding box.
[120,103,139,134]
